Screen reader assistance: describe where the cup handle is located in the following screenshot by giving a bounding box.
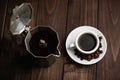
[69,43,76,49]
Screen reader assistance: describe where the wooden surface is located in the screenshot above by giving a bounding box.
[0,0,120,80]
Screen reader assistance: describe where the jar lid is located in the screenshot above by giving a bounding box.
[10,3,32,35]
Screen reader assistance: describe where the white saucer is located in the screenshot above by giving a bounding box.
[65,26,107,65]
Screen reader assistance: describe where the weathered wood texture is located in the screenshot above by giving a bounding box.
[97,0,120,80]
[0,0,120,80]
[0,0,8,40]
[32,0,68,80]
[63,0,98,80]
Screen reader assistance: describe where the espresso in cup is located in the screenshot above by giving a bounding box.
[69,31,100,55]
[75,32,99,54]
[78,33,97,51]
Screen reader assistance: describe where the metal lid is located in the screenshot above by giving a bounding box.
[10,3,32,35]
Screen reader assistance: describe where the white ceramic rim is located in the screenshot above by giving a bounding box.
[75,31,99,54]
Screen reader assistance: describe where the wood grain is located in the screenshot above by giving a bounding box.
[0,0,8,41]
[0,0,120,80]
[97,0,120,80]
[0,0,38,80]
[33,0,68,80]
[63,0,98,80]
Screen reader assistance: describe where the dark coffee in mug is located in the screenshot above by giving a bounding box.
[78,33,97,51]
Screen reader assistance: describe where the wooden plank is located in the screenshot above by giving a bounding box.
[34,0,68,80]
[0,0,38,80]
[63,0,98,80]
[97,0,120,80]
[0,0,8,40]
[0,0,9,79]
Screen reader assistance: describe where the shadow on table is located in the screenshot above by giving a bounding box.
[0,37,49,80]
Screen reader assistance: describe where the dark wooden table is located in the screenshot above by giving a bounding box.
[0,0,120,80]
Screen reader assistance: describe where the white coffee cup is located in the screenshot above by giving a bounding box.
[70,30,99,54]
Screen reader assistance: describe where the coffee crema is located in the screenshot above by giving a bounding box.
[78,33,97,51]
